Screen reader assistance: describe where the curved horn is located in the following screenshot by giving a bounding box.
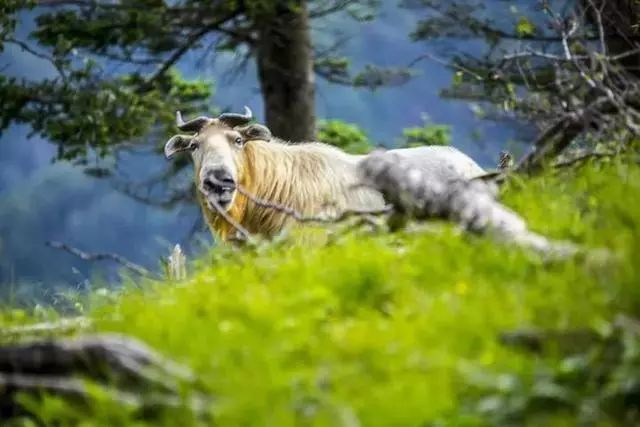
[218,106,253,127]
[176,111,212,133]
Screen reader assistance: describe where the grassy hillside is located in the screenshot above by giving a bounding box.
[2,157,639,426]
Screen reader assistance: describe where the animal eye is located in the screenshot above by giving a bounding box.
[189,140,199,151]
[234,136,244,146]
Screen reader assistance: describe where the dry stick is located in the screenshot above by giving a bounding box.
[235,184,392,223]
[141,7,240,89]
[499,4,640,174]
[205,175,391,242]
[471,170,506,183]
[207,197,252,242]
[407,52,484,80]
[46,241,152,278]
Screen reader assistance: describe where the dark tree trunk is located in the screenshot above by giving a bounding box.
[255,0,316,142]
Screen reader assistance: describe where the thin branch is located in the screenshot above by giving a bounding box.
[35,0,100,6]
[309,0,352,19]
[46,241,152,277]
[95,51,162,65]
[408,52,485,80]
[5,38,67,81]
[588,0,607,57]
[142,8,241,88]
[414,2,576,43]
[203,178,392,243]
[142,29,211,88]
[207,198,253,242]
[500,47,640,68]
[610,48,640,62]
[502,49,584,62]
[235,184,392,223]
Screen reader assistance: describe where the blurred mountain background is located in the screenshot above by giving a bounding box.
[0,2,529,299]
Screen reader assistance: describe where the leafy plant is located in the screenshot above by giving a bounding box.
[399,123,451,147]
[2,156,639,425]
[317,119,372,154]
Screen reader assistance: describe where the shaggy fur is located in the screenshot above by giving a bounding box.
[202,139,385,240]
[182,121,486,241]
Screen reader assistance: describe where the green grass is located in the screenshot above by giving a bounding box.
[2,157,639,426]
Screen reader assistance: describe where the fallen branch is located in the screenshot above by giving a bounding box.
[46,241,152,277]
[208,197,253,243]
[0,334,210,420]
[358,150,579,258]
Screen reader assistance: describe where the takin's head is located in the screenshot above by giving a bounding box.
[163,106,272,213]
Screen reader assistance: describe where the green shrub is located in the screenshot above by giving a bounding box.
[317,119,372,154]
[2,156,639,425]
[400,123,451,147]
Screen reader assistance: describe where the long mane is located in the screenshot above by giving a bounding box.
[205,139,383,240]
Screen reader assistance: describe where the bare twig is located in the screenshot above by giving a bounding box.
[142,8,240,88]
[235,184,392,223]
[46,241,152,277]
[589,0,607,57]
[5,38,67,81]
[418,2,639,174]
[207,197,253,242]
[203,177,392,243]
[502,49,585,62]
[408,52,485,81]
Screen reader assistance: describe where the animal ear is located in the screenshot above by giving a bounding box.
[164,135,193,159]
[238,123,272,142]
